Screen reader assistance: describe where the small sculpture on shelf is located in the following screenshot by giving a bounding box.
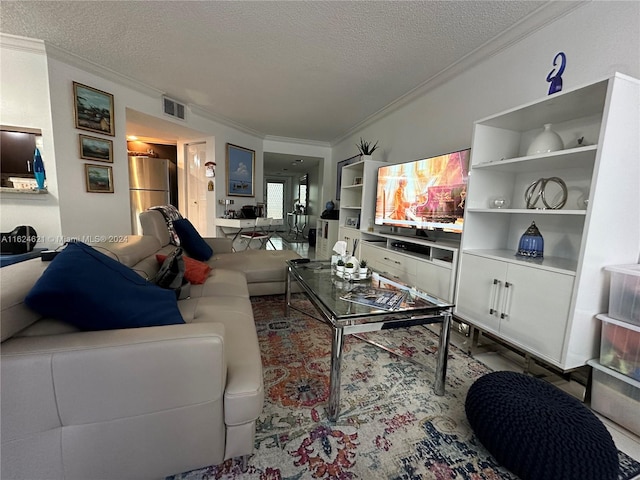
[546,52,566,95]
[33,148,46,190]
[525,177,567,210]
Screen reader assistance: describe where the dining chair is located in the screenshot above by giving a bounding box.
[240,217,274,250]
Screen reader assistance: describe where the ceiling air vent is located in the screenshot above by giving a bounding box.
[162,96,186,120]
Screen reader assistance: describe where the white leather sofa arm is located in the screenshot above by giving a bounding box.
[2,323,229,479]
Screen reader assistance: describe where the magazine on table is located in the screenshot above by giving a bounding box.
[340,286,407,311]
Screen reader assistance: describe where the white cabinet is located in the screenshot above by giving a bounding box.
[457,253,573,362]
[361,235,458,302]
[455,73,640,370]
[338,158,384,258]
[315,219,338,260]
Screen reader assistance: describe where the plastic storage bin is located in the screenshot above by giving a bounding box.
[605,264,640,325]
[597,314,640,381]
[588,360,640,436]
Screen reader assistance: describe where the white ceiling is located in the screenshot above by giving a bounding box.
[0,1,582,145]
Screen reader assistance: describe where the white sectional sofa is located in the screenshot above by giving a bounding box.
[1,214,301,479]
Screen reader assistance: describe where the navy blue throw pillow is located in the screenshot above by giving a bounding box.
[172,218,213,261]
[25,242,184,331]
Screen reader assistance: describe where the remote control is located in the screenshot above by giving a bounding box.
[291,258,311,264]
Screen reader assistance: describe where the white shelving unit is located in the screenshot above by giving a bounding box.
[455,73,640,370]
[315,219,338,260]
[337,158,384,259]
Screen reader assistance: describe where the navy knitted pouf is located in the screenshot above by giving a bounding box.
[465,371,619,480]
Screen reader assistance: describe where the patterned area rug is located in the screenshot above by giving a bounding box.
[169,294,640,480]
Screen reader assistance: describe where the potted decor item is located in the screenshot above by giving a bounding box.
[357,137,379,161]
[359,259,369,279]
[344,262,356,280]
[336,258,345,277]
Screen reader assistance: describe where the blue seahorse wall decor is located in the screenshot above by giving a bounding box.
[546,52,566,95]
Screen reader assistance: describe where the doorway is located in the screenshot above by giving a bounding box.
[185,142,207,232]
[265,178,287,230]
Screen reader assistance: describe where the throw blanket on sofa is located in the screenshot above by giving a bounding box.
[149,205,183,246]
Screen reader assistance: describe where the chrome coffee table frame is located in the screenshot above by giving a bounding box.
[285,260,454,422]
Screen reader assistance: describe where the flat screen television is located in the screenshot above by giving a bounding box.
[374,148,471,233]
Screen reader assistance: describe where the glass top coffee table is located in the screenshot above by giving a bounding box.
[285,260,454,421]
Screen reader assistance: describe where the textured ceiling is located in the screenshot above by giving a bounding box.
[1,1,575,143]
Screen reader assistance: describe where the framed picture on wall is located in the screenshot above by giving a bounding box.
[336,154,359,200]
[79,134,113,163]
[226,143,255,197]
[85,164,114,193]
[73,82,115,136]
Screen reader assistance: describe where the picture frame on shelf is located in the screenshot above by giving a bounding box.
[73,82,115,136]
[85,164,114,193]
[346,216,359,228]
[353,176,363,185]
[336,154,359,200]
[226,143,255,197]
[79,134,113,163]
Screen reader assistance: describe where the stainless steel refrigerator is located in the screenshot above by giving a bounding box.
[128,156,177,234]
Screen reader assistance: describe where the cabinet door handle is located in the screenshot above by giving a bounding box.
[500,282,512,319]
[489,278,501,315]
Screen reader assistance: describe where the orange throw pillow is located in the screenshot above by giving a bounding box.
[156,254,212,284]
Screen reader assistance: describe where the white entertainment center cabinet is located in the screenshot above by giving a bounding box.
[328,157,461,303]
[455,73,639,371]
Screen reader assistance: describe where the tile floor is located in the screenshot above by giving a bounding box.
[260,232,640,463]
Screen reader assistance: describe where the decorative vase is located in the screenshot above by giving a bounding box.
[336,265,344,278]
[361,155,373,162]
[33,147,46,190]
[359,267,368,279]
[526,124,564,156]
[516,221,544,258]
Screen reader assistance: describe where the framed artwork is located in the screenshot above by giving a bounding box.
[79,134,113,163]
[226,143,255,197]
[73,81,115,136]
[336,154,360,200]
[85,164,114,193]
[346,216,359,227]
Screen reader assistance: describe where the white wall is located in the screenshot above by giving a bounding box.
[0,36,62,248]
[332,2,640,187]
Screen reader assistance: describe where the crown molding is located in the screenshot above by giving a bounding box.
[331,1,587,146]
[43,43,164,97]
[263,135,331,148]
[0,33,46,54]
[188,104,265,138]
